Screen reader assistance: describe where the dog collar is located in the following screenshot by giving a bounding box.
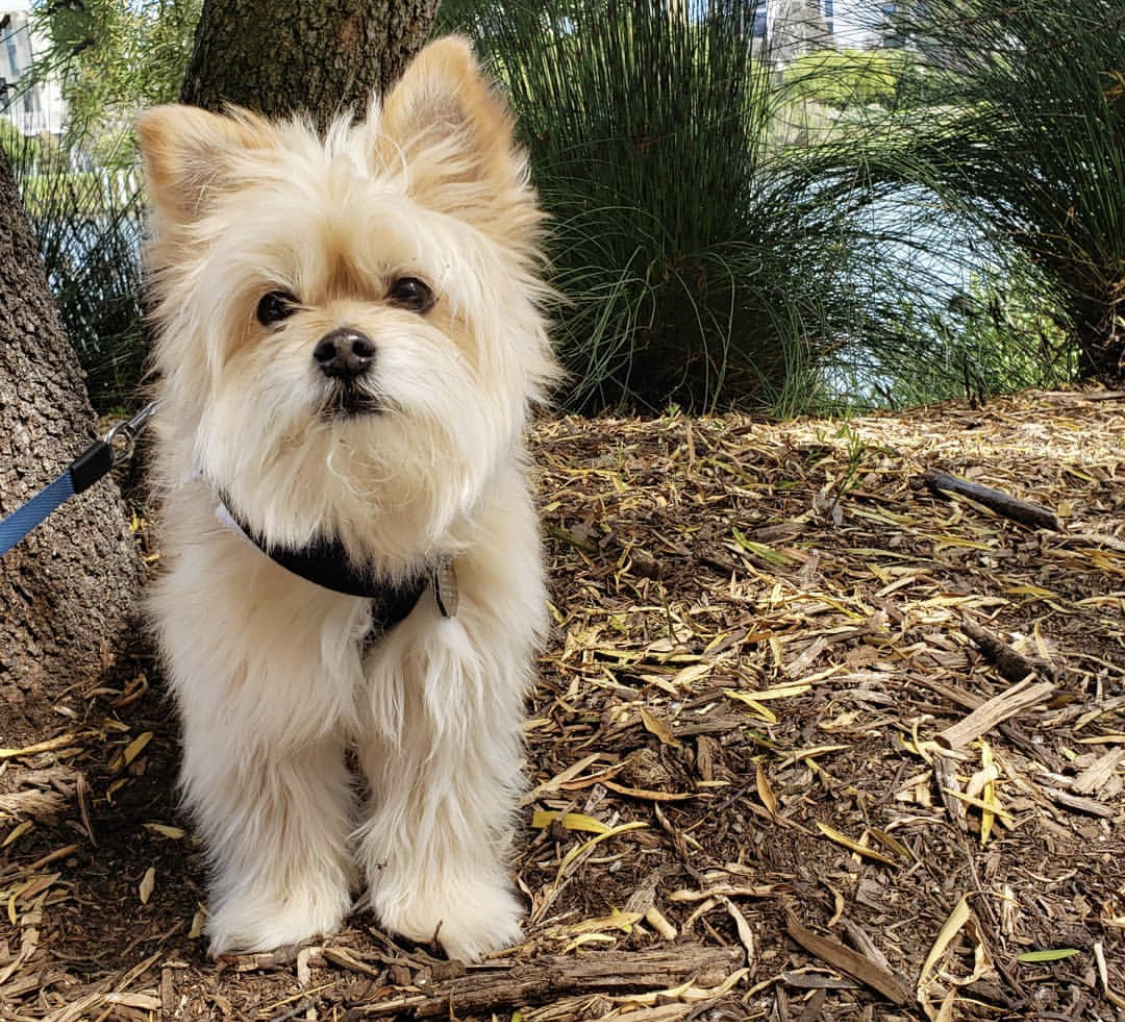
[214,492,456,629]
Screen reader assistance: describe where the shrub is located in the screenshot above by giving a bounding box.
[451,0,930,414]
[901,0,1125,383]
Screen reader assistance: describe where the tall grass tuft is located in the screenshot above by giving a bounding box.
[452,1,929,413]
[3,125,147,412]
[898,0,1125,383]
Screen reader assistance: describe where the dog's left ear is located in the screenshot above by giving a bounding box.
[374,36,542,252]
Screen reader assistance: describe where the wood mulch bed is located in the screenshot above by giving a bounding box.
[1,388,1123,1021]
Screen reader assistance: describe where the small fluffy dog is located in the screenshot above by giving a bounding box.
[138,37,556,960]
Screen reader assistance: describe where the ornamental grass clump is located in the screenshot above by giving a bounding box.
[902,0,1125,383]
[457,0,917,413]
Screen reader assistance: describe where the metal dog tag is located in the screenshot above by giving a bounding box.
[433,557,458,618]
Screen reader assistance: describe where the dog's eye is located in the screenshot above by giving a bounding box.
[257,290,299,326]
[388,277,434,313]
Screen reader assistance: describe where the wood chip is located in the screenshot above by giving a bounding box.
[1071,747,1125,795]
[785,910,910,1005]
[936,678,1056,751]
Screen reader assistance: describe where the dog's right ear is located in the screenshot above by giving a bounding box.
[137,105,269,227]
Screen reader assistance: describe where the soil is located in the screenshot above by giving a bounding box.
[1,388,1123,1021]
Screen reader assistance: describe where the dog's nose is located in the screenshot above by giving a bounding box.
[313,328,375,381]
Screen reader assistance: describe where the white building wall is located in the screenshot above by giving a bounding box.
[1,1,66,135]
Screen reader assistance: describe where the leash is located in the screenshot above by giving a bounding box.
[2,400,459,629]
[0,401,158,558]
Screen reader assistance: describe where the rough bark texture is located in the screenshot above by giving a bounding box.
[0,150,142,741]
[180,0,441,129]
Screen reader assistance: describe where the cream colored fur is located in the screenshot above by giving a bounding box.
[138,37,557,961]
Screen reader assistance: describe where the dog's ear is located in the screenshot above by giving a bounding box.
[137,105,269,227]
[374,36,542,251]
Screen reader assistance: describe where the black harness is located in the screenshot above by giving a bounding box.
[218,493,453,634]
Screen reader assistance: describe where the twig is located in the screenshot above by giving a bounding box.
[343,946,744,1018]
[923,470,1060,531]
[962,620,1058,684]
[784,911,910,1005]
[936,677,1056,752]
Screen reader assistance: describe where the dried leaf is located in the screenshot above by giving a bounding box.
[815,823,899,866]
[122,731,154,766]
[555,821,648,882]
[139,866,156,904]
[143,822,186,840]
[531,810,611,835]
[640,707,682,748]
[756,763,777,817]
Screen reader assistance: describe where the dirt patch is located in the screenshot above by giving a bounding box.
[1,388,1123,1021]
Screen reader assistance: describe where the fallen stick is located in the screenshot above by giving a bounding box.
[962,620,1058,684]
[936,677,1056,751]
[344,946,745,1018]
[923,470,1060,531]
[785,911,910,1005]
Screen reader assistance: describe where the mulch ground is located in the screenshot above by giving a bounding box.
[1,388,1123,1022]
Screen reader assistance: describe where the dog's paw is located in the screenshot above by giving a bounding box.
[372,875,523,962]
[206,881,352,956]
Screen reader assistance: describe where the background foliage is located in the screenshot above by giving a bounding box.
[3,0,1120,414]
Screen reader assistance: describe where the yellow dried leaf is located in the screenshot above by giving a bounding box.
[7,886,22,925]
[189,905,206,939]
[670,662,713,688]
[717,895,755,966]
[919,894,971,996]
[815,822,899,866]
[139,866,156,905]
[122,731,153,767]
[559,907,642,937]
[640,707,681,748]
[556,821,648,882]
[728,683,812,701]
[932,535,993,551]
[980,741,996,847]
[725,691,778,723]
[143,823,186,840]
[2,820,33,848]
[868,827,912,861]
[531,810,611,835]
[1004,585,1057,598]
[561,933,618,953]
[941,788,1015,823]
[756,763,777,817]
[778,744,849,769]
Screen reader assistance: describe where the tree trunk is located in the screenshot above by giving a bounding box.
[180,0,441,129]
[0,150,141,740]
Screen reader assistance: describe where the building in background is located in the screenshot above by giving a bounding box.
[755,0,921,64]
[0,1,65,135]
[764,0,833,66]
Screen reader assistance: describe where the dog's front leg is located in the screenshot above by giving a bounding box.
[357,500,546,961]
[155,542,366,955]
[181,721,355,955]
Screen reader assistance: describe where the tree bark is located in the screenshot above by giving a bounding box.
[180,0,441,129]
[0,150,141,739]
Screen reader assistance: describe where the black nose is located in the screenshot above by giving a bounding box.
[313,328,375,381]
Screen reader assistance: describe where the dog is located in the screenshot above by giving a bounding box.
[137,36,557,961]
